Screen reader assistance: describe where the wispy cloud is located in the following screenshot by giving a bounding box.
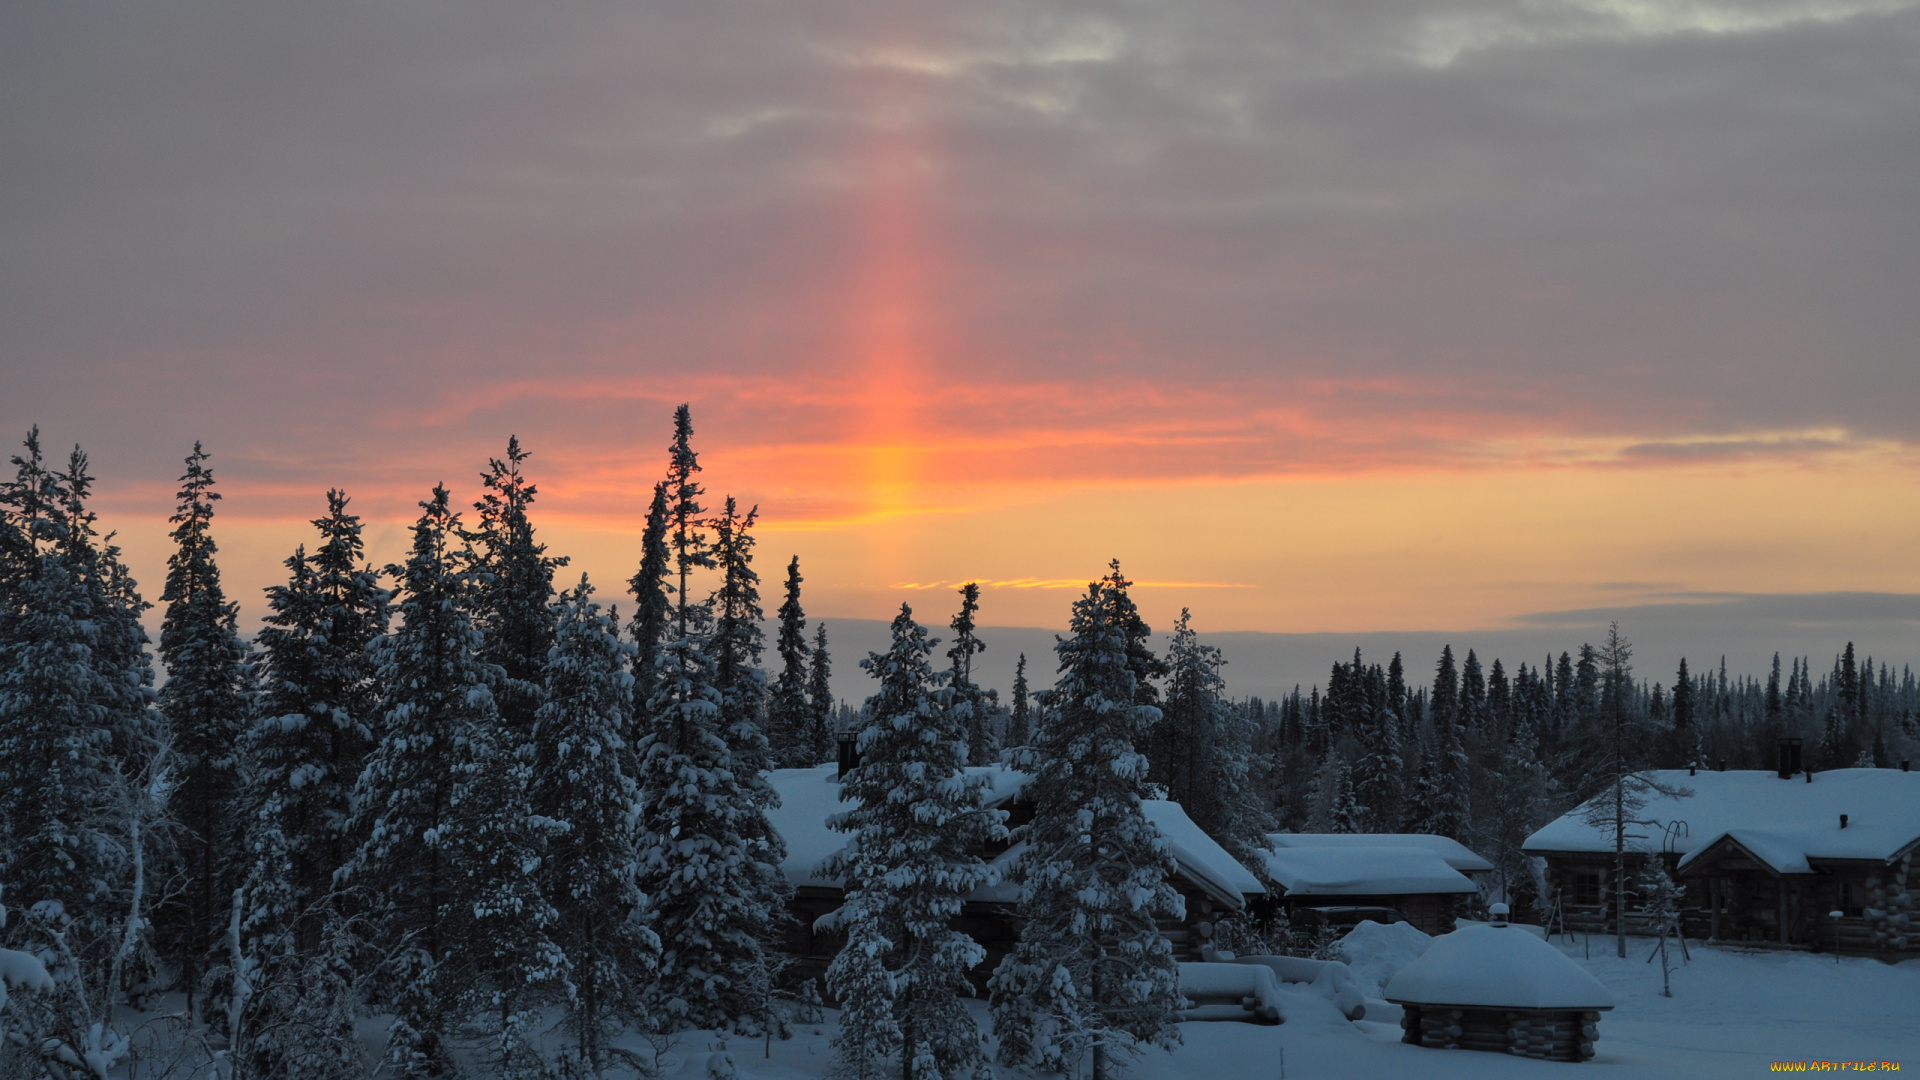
[893,577,1251,591]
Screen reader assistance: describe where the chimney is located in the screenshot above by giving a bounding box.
[836,733,861,780]
[1904,760,1911,773]
[1840,814,1849,829]
[1489,902,1510,927]
[1718,760,1727,772]
[1777,737,1803,780]
[1689,765,1696,776]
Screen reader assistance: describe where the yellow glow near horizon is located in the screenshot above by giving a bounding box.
[103,452,1920,638]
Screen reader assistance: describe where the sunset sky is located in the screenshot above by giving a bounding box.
[4,1,1918,681]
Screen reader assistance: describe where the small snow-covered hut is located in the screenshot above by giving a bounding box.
[1385,915,1614,1061]
[1260,834,1491,935]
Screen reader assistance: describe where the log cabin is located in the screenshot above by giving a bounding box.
[765,763,1266,986]
[1522,760,1920,957]
[1258,833,1492,936]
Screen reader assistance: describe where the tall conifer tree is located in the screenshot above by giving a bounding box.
[768,556,813,766]
[828,605,1002,1080]
[991,566,1182,1080]
[466,436,565,755]
[155,444,252,1012]
[946,583,998,767]
[341,488,510,1076]
[627,482,674,719]
[531,577,660,1075]
[1005,653,1032,751]
[807,623,836,765]
[1159,609,1265,857]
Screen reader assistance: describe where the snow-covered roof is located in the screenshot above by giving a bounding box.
[1258,846,1480,897]
[764,764,1035,889]
[763,767,1264,907]
[1384,924,1615,1010]
[1141,801,1267,909]
[1266,833,1494,874]
[1521,768,1920,875]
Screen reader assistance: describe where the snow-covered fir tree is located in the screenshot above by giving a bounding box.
[806,623,835,764]
[442,677,568,1078]
[626,481,673,723]
[630,406,788,1034]
[240,491,389,956]
[155,443,252,1013]
[1417,647,1472,840]
[946,583,999,767]
[634,620,786,1033]
[664,405,713,638]
[768,556,814,766]
[708,496,773,779]
[0,519,124,962]
[0,433,157,982]
[465,436,565,756]
[1307,752,1362,834]
[1483,711,1553,916]
[827,605,1003,1080]
[1004,653,1032,752]
[1352,653,1406,832]
[344,485,512,1077]
[1158,609,1266,858]
[234,490,391,1076]
[991,565,1183,1080]
[530,576,662,1076]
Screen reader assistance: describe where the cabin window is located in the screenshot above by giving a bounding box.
[1836,881,1866,919]
[1569,871,1603,907]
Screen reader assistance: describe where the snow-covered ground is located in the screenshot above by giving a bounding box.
[663,938,1916,1080]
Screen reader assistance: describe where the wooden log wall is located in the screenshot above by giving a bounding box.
[1400,1004,1601,1062]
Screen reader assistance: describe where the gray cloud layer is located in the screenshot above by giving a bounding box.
[4,1,1917,487]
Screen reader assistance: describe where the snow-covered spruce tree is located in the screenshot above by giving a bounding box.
[767,556,815,767]
[706,498,791,924]
[465,436,566,758]
[1307,752,1362,835]
[946,583,999,767]
[990,568,1183,1080]
[443,678,569,1079]
[0,435,158,977]
[1483,712,1552,918]
[806,623,836,764]
[827,605,1003,1080]
[1424,656,1472,842]
[0,537,123,963]
[344,485,540,1077]
[708,496,773,781]
[234,490,390,1077]
[1158,610,1267,860]
[1004,654,1032,753]
[664,405,713,639]
[626,482,673,726]
[241,489,390,956]
[1353,654,1406,833]
[531,576,662,1076]
[44,443,164,788]
[634,620,785,1033]
[830,917,901,1080]
[155,444,253,1014]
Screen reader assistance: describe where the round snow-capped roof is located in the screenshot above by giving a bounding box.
[1384,924,1614,1010]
